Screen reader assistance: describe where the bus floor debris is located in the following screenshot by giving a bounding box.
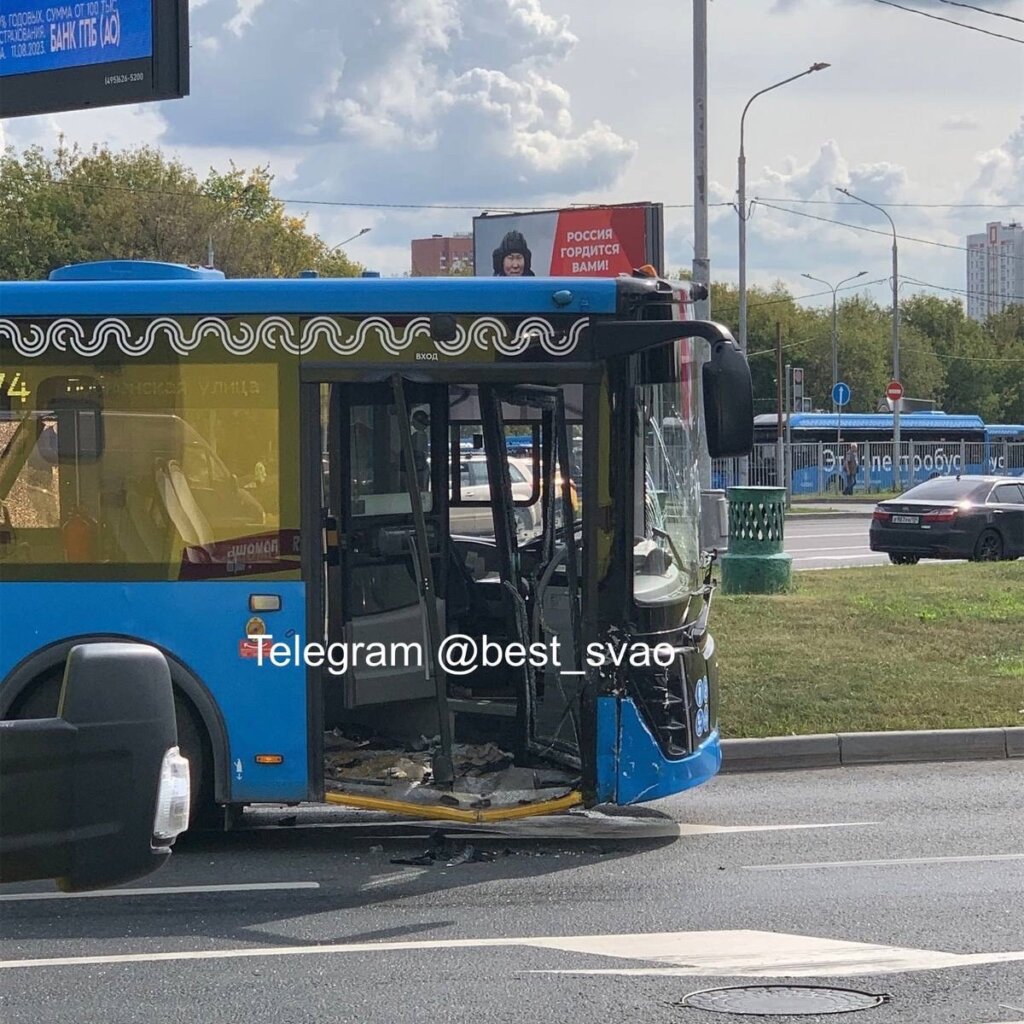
[324,732,578,812]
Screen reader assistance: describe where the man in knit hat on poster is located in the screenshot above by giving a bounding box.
[492,230,535,276]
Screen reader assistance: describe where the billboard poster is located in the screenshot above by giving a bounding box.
[0,0,153,78]
[473,203,663,278]
[0,0,187,119]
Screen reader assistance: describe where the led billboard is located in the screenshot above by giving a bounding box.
[0,0,188,118]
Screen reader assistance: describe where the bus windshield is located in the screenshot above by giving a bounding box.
[633,357,703,606]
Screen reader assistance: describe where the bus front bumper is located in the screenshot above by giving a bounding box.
[596,695,722,805]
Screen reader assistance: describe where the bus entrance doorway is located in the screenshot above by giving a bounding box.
[317,376,585,814]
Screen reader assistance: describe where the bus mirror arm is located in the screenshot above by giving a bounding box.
[687,583,714,641]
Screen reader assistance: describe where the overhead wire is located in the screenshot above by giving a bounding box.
[755,198,1020,210]
[755,200,1024,260]
[32,178,1021,218]
[901,274,1024,304]
[935,0,1024,25]
[871,0,1024,42]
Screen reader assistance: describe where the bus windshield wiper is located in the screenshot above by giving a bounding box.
[651,526,686,574]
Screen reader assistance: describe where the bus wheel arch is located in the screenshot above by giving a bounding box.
[0,635,228,821]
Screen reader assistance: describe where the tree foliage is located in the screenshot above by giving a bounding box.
[671,272,1022,424]
[0,141,362,281]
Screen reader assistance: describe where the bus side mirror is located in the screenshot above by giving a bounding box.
[702,337,753,458]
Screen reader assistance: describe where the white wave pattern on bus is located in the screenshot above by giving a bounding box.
[0,316,589,359]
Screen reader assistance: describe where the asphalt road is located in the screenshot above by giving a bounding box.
[2,761,1023,1024]
[784,512,887,570]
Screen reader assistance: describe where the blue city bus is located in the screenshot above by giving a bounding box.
[747,412,1023,494]
[0,261,752,826]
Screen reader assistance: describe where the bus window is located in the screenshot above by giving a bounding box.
[0,364,289,579]
[350,403,432,517]
[0,414,61,555]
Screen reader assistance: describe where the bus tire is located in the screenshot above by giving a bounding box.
[8,665,212,830]
[973,529,1003,562]
[9,666,63,718]
[174,694,216,829]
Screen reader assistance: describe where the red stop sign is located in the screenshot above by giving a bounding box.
[886,380,904,402]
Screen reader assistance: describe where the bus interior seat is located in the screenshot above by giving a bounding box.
[114,483,166,563]
[156,459,213,561]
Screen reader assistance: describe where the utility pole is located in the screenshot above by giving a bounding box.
[837,189,901,488]
[692,0,712,501]
[784,363,793,509]
[775,321,784,494]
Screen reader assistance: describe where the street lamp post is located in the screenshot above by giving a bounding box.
[328,227,372,255]
[737,61,829,485]
[800,270,867,412]
[836,188,901,488]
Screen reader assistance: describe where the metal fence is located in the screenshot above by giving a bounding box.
[713,441,1024,498]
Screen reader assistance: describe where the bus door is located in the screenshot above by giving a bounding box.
[449,384,584,769]
[324,379,449,718]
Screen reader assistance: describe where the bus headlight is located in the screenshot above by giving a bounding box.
[153,746,191,842]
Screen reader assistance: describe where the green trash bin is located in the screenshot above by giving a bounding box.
[720,486,792,594]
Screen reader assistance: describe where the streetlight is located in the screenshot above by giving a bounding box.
[737,61,829,486]
[800,270,867,411]
[836,187,901,488]
[328,227,372,254]
[737,62,830,354]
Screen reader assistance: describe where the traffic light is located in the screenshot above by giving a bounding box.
[790,367,804,412]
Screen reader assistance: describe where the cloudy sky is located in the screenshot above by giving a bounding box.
[3,0,1022,310]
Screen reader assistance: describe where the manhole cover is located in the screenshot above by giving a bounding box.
[679,985,889,1016]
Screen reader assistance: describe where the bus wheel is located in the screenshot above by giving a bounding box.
[174,695,215,828]
[974,529,1003,562]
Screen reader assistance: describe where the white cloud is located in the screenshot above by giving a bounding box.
[161,0,631,205]
[941,115,982,132]
[968,117,1024,205]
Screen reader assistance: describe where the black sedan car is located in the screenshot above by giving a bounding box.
[870,475,1024,564]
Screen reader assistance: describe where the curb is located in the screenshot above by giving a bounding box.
[720,727,1024,773]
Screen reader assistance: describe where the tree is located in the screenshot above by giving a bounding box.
[983,304,1024,423]
[0,141,362,281]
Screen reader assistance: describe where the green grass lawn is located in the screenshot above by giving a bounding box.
[712,561,1024,738]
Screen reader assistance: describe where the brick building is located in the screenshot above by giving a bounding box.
[410,234,474,276]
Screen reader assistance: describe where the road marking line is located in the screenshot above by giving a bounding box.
[744,853,1024,871]
[5,929,1024,976]
[787,546,874,553]
[791,553,882,561]
[782,536,872,544]
[359,870,428,891]
[674,821,880,836]
[0,882,320,903]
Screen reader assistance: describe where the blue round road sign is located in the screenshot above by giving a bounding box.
[832,381,851,406]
